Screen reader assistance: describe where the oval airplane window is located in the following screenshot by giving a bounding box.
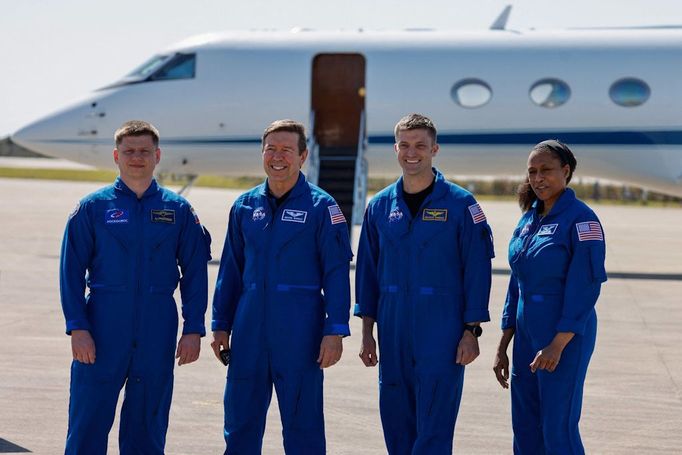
[451,79,492,108]
[609,78,650,107]
[529,78,571,108]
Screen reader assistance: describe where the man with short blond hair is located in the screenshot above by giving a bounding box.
[212,119,352,454]
[60,120,211,454]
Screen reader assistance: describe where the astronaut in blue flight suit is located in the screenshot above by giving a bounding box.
[355,114,494,454]
[60,121,211,454]
[211,119,352,454]
[493,140,607,455]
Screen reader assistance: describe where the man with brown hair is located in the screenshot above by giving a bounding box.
[355,113,494,453]
[60,120,211,454]
[211,119,352,454]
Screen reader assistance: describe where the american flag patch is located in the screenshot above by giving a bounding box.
[468,203,487,224]
[328,204,346,225]
[576,221,603,241]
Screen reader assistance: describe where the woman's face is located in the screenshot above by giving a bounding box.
[526,149,570,209]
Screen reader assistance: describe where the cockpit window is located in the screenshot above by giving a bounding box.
[99,53,196,89]
[125,55,172,80]
[149,53,196,81]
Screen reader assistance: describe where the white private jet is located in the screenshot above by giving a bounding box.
[12,10,682,224]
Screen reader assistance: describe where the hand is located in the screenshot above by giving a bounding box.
[176,333,201,366]
[317,335,343,369]
[493,349,511,389]
[71,329,96,364]
[529,343,564,373]
[211,331,230,364]
[456,331,480,365]
[359,334,378,367]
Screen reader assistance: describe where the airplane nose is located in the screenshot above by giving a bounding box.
[11,101,98,158]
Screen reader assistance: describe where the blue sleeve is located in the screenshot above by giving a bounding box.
[59,201,94,335]
[557,213,607,335]
[354,204,380,320]
[211,204,245,333]
[458,198,493,323]
[177,204,211,336]
[501,273,519,329]
[318,203,353,336]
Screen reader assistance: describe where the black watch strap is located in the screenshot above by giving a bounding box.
[463,324,483,338]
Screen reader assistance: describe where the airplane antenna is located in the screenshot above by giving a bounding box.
[490,5,512,30]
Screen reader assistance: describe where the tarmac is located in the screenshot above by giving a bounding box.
[1,176,681,454]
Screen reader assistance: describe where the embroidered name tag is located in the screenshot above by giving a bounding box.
[282,209,307,223]
[422,208,448,222]
[537,224,558,236]
[151,209,175,224]
[105,208,129,224]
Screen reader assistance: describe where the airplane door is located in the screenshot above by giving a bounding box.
[311,54,366,229]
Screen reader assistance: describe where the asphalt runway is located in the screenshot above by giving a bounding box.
[1,177,681,454]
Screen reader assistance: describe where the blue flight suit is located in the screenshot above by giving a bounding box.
[212,172,352,455]
[355,169,494,454]
[502,188,607,454]
[60,177,211,454]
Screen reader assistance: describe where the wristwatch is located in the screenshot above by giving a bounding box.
[463,324,483,338]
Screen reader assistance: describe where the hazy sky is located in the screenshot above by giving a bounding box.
[2,0,681,137]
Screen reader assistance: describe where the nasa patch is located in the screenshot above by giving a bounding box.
[281,209,307,223]
[105,208,129,224]
[388,208,404,223]
[252,206,266,222]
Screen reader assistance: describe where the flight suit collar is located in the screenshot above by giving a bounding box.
[113,177,160,199]
[259,171,308,201]
[392,167,448,206]
[532,187,576,218]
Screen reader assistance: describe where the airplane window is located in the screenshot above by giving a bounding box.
[529,78,571,108]
[150,53,196,81]
[451,79,492,108]
[125,55,171,79]
[609,78,650,107]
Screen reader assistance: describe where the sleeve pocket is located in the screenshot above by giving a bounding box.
[337,230,354,261]
[483,225,495,259]
[202,225,213,261]
[589,247,607,283]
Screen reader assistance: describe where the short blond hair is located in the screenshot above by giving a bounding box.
[114,120,160,147]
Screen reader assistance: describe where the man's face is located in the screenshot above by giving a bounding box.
[394,128,439,178]
[113,135,160,181]
[262,131,307,187]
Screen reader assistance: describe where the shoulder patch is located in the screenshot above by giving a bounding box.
[328,204,346,225]
[468,203,487,224]
[576,221,603,241]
